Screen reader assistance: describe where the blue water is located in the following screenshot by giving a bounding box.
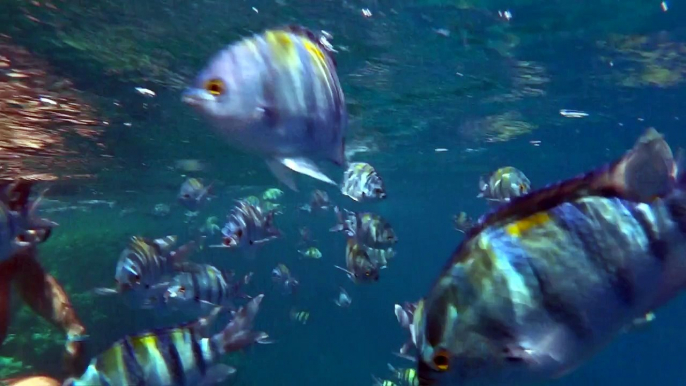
[2,0,686,385]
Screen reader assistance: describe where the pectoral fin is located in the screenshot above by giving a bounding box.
[277,157,336,186]
[266,159,298,191]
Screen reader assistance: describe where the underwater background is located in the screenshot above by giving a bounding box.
[2,0,686,385]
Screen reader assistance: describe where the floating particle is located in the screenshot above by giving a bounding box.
[559,109,589,118]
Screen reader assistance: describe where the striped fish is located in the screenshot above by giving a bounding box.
[335,238,380,284]
[416,129,686,385]
[0,181,56,262]
[165,264,252,311]
[64,295,270,386]
[212,200,281,258]
[340,162,387,202]
[330,207,398,249]
[178,178,213,211]
[95,236,198,307]
[477,166,531,205]
[182,25,347,191]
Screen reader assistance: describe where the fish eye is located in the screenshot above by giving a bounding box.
[222,237,232,246]
[236,229,243,238]
[204,79,226,96]
[519,183,526,192]
[432,349,451,371]
[16,234,27,243]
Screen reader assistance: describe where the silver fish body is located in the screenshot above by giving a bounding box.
[219,200,281,254]
[478,166,531,204]
[64,295,269,386]
[416,129,686,385]
[178,178,212,211]
[340,238,379,283]
[165,264,251,311]
[182,25,347,190]
[331,207,397,248]
[341,162,387,202]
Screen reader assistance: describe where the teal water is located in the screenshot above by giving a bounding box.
[2,0,686,385]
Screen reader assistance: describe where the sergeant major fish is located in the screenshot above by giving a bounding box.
[477,166,531,205]
[271,263,299,295]
[335,238,380,284]
[165,264,253,311]
[415,129,686,385]
[178,178,213,211]
[331,207,398,248]
[95,236,198,307]
[211,200,281,259]
[64,295,270,386]
[340,162,387,202]
[182,25,348,191]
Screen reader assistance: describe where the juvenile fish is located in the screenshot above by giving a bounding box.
[165,264,253,311]
[212,200,281,258]
[340,162,387,202]
[183,25,348,190]
[416,129,686,385]
[178,178,213,211]
[478,166,531,204]
[271,263,300,295]
[331,206,397,248]
[64,295,270,386]
[334,287,352,308]
[335,238,380,284]
[299,246,322,259]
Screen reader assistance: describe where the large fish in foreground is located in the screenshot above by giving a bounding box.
[182,25,347,191]
[416,129,686,385]
[64,295,270,386]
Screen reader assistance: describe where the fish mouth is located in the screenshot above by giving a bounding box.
[181,88,214,106]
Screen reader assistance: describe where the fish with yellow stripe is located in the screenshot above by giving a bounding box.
[341,162,387,202]
[478,166,531,205]
[416,129,686,385]
[64,295,270,386]
[182,25,347,191]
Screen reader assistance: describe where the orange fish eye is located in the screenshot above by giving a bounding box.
[204,79,226,96]
[432,349,451,371]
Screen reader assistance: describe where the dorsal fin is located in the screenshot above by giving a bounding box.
[280,25,337,68]
[454,128,676,263]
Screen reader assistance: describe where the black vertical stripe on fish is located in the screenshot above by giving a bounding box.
[159,332,186,386]
[525,256,592,339]
[121,338,145,383]
[624,202,669,263]
[554,202,636,306]
[191,332,207,376]
[192,272,201,303]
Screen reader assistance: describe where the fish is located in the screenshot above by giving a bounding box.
[299,189,331,212]
[452,212,474,234]
[164,264,253,311]
[395,302,420,361]
[262,188,284,201]
[178,178,213,211]
[211,200,281,259]
[371,377,399,386]
[63,295,270,386]
[387,364,419,386]
[271,263,300,295]
[340,162,387,202]
[94,236,198,307]
[182,25,348,191]
[366,246,395,269]
[298,246,322,259]
[334,286,352,307]
[335,238,380,284]
[0,181,56,262]
[331,207,398,248]
[415,128,686,385]
[290,308,310,324]
[477,166,531,204]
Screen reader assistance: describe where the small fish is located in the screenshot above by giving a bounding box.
[371,377,398,386]
[178,178,213,211]
[335,238,380,284]
[262,188,284,201]
[290,308,310,324]
[165,264,253,311]
[299,246,322,259]
[452,212,474,233]
[212,200,281,259]
[64,295,270,386]
[387,363,419,386]
[94,236,198,307]
[477,166,531,204]
[625,311,656,332]
[365,246,395,269]
[271,263,300,295]
[242,195,261,207]
[340,162,387,202]
[334,287,352,308]
[299,189,331,212]
[416,129,686,385]
[261,200,283,214]
[331,207,398,248]
[0,181,56,262]
[182,25,348,191]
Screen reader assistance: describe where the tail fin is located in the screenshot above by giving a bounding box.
[213,294,270,353]
[618,128,677,201]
